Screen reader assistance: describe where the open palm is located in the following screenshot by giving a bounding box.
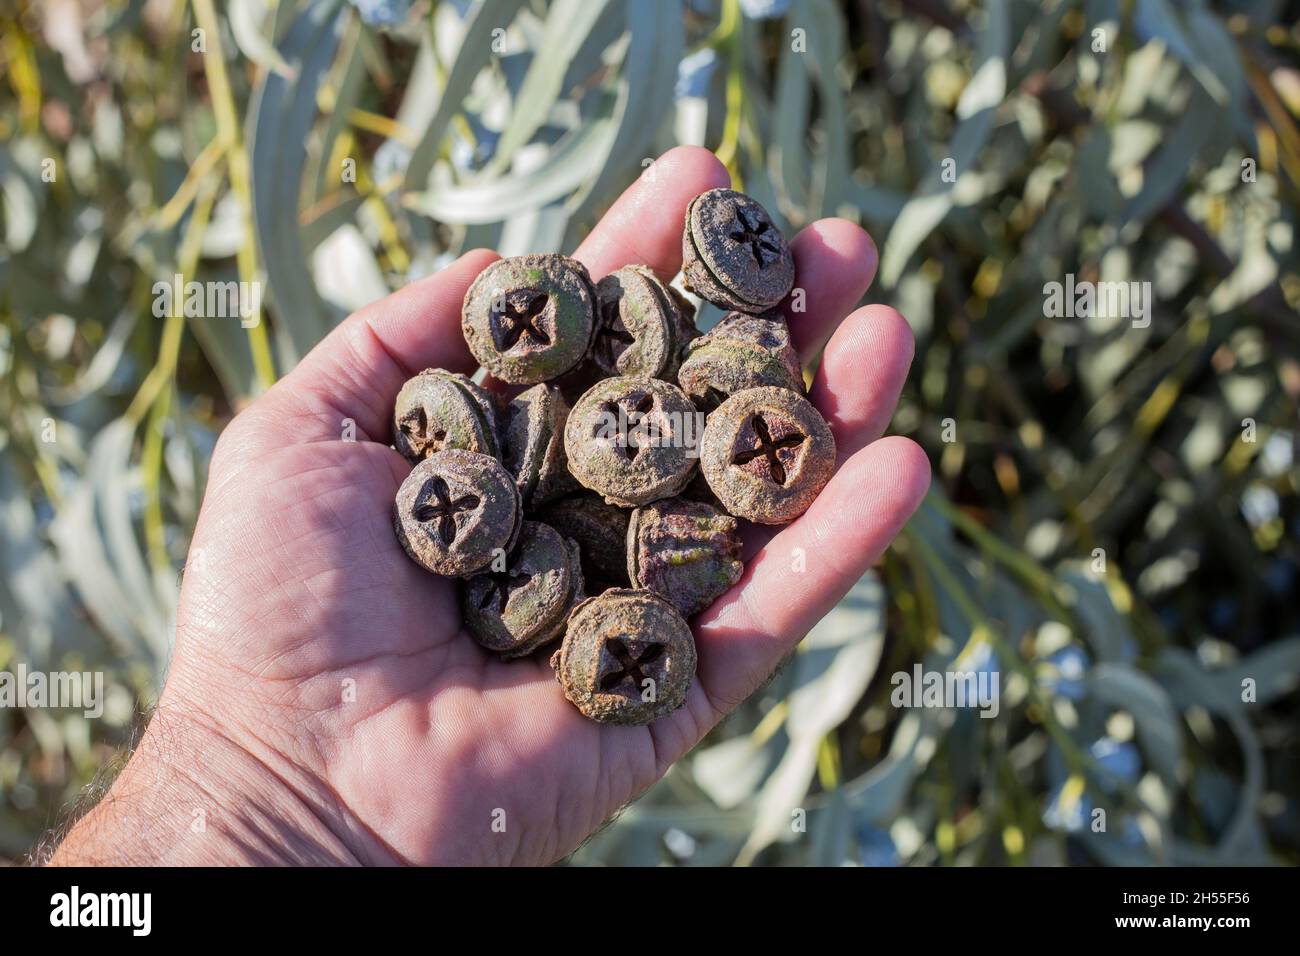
[55,148,928,866]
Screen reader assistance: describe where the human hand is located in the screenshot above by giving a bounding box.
[51,147,929,866]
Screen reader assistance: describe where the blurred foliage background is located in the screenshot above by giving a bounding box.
[1,0,1298,866]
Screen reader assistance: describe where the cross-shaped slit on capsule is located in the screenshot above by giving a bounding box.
[593,393,656,461]
[492,290,551,351]
[412,476,481,546]
[478,570,533,614]
[728,207,782,269]
[599,637,664,692]
[399,406,427,440]
[731,414,806,485]
[399,407,446,451]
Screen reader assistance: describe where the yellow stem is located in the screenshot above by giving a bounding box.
[138,176,219,577]
[154,136,226,229]
[192,0,277,391]
[750,700,788,745]
[349,108,420,147]
[713,0,745,186]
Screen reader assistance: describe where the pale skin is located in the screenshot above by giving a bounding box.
[51,148,929,865]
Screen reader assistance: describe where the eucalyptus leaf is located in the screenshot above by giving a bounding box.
[1220,636,1300,708]
[1154,649,1271,864]
[402,0,529,204]
[878,0,1008,284]
[805,0,849,218]
[693,735,775,809]
[404,114,614,222]
[772,0,812,212]
[565,0,683,225]
[735,737,819,865]
[248,0,349,363]
[489,0,614,172]
[229,0,297,79]
[787,573,886,737]
[1086,663,1181,786]
[312,21,369,200]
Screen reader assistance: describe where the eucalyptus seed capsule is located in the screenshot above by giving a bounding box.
[564,376,701,507]
[392,368,501,464]
[699,387,835,525]
[502,383,578,508]
[551,588,697,725]
[533,493,632,589]
[682,189,795,313]
[626,496,743,617]
[592,265,698,380]
[461,254,598,384]
[394,449,522,577]
[463,521,584,659]
[678,311,804,413]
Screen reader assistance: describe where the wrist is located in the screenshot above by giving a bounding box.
[49,699,365,866]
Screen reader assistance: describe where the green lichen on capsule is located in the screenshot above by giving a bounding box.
[678,311,803,413]
[626,496,742,617]
[463,520,585,659]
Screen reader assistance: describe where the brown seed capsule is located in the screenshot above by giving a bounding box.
[461,254,597,384]
[392,368,501,464]
[626,497,743,617]
[532,493,631,588]
[682,188,795,313]
[700,387,835,525]
[463,521,584,659]
[502,383,578,508]
[551,588,696,725]
[678,311,804,413]
[592,266,698,380]
[564,376,701,507]
[394,449,522,577]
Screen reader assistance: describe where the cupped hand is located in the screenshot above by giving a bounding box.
[53,148,929,866]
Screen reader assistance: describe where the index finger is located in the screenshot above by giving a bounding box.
[572,146,730,281]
